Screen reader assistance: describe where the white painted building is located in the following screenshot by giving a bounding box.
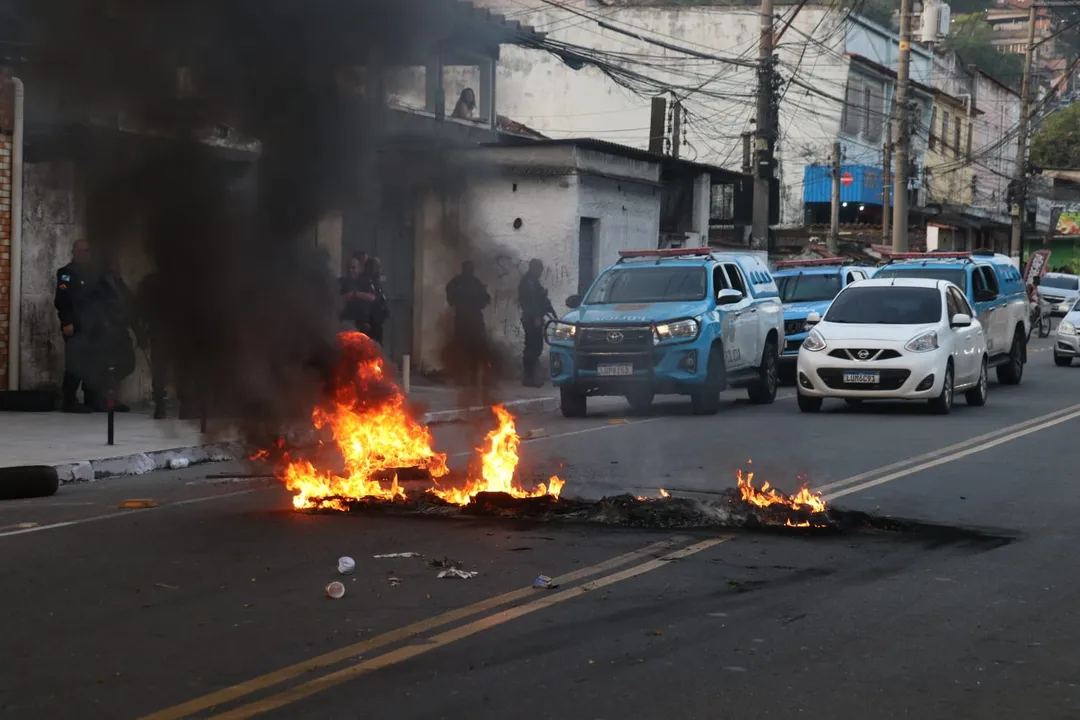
[412,138,727,372]
[465,0,934,230]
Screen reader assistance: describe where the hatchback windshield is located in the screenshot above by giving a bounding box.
[584,267,707,304]
[874,267,967,292]
[1041,275,1079,291]
[777,273,842,303]
[824,286,942,324]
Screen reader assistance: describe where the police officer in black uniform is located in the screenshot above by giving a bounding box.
[55,239,99,413]
[518,258,556,387]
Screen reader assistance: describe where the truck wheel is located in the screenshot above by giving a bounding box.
[690,346,725,415]
[797,391,822,413]
[996,331,1024,385]
[560,387,587,418]
[747,340,778,404]
[625,389,654,413]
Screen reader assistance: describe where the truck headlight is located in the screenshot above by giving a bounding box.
[551,322,576,342]
[654,318,699,344]
[1060,321,1077,336]
[905,331,939,353]
[802,328,826,352]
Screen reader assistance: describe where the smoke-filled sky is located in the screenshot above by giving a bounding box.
[14,0,459,437]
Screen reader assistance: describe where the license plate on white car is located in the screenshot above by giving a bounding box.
[597,363,633,376]
[843,371,879,385]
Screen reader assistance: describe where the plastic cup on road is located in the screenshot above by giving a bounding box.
[325,581,346,599]
[338,556,356,574]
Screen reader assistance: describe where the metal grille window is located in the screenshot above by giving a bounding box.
[954,121,961,158]
[842,83,863,135]
[929,106,938,151]
[864,86,883,141]
[941,111,950,152]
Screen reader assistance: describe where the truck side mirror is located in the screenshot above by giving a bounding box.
[566,294,582,309]
[716,289,743,305]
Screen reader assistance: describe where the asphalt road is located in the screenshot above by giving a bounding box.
[3,330,1080,719]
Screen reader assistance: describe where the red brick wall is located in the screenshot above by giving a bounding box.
[0,69,12,389]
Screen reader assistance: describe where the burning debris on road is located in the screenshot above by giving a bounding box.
[256,332,838,532]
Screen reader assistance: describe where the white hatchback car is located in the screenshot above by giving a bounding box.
[796,277,989,414]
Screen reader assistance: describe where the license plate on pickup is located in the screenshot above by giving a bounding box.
[597,363,634,376]
[843,371,879,385]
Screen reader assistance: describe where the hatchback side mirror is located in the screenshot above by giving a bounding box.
[806,311,822,326]
[566,294,581,309]
[716,288,743,305]
[950,313,972,327]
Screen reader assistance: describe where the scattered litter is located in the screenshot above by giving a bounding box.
[118,499,158,509]
[154,583,179,590]
[338,556,356,575]
[14,522,38,529]
[168,458,190,470]
[428,557,461,569]
[607,419,627,425]
[647,630,664,636]
[532,574,558,589]
[521,429,547,440]
[374,552,422,559]
[325,581,346,599]
[388,577,402,587]
[438,569,478,579]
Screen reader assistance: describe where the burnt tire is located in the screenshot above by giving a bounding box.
[965,357,988,406]
[797,391,822,413]
[691,345,725,415]
[1055,353,1073,367]
[929,363,954,415]
[560,387,587,418]
[0,465,60,501]
[747,340,779,405]
[996,331,1025,385]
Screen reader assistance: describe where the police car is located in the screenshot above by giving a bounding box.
[547,248,784,417]
[872,251,1029,385]
[772,258,875,379]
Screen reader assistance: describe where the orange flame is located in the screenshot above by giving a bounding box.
[281,332,448,509]
[736,468,827,514]
[430,405,565,505]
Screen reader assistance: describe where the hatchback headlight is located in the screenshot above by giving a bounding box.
[654,318,699,344]
[551,322,576,342]
[905,331,939,353]
[1060,321,1077,336]
[802,328,826,352]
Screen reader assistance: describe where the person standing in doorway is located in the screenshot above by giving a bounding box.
[518,258,555,387]
[55,238,98,413]
[446,260,491,382]
[359,256,389,346]
[339,251,374,334]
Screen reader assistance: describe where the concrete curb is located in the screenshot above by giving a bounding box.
[40,395,558,484]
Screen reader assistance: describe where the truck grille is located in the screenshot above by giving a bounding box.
[784,319,807,335]
[817,368,910,391]
[577,326,652,351]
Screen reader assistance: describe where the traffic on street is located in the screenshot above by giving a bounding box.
[3,320,1079,719]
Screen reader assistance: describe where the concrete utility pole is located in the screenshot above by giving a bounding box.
[829,140,841,254]
[751,0,775,252]
[882,120,892,245]
[891,0,913,253]
[1010,1,1038,261]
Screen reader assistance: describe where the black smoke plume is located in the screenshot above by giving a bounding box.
[17,0,450,439]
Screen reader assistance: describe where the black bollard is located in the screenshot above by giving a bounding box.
[106,364,116,446]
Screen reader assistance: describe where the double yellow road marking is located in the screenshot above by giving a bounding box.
[819,402,1080,501]
[143,535,728,720]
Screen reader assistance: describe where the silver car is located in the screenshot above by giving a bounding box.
[1054,298,1080,367]
[1039,273,1080,316]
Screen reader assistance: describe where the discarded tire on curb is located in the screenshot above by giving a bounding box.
[0,465,60,500]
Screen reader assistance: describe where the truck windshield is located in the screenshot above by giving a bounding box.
[825,286,942,324]
[777,273,842,303]
[1040,275,1079,290]
[873,266,967,292]
[584,267,707,304]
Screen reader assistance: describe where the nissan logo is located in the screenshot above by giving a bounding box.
[856,349,870,360]
[607,331,624,344]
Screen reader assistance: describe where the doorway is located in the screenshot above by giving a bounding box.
[578,217,599,296]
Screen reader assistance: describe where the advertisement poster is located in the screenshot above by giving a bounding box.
[1024,248,1051,287]
[1057,212,1080,236]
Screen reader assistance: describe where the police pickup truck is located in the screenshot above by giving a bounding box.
[872,251,1030,384]
[547,248,784,417]
[773,258,875,380]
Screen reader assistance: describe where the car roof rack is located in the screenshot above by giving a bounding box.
[616,247,714,264]
[773,257,853,269]
[883,251,976,266]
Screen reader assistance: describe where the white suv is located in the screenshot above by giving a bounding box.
[796,277,989,414]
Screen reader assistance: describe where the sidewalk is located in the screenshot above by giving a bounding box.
[0,382,557,483]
